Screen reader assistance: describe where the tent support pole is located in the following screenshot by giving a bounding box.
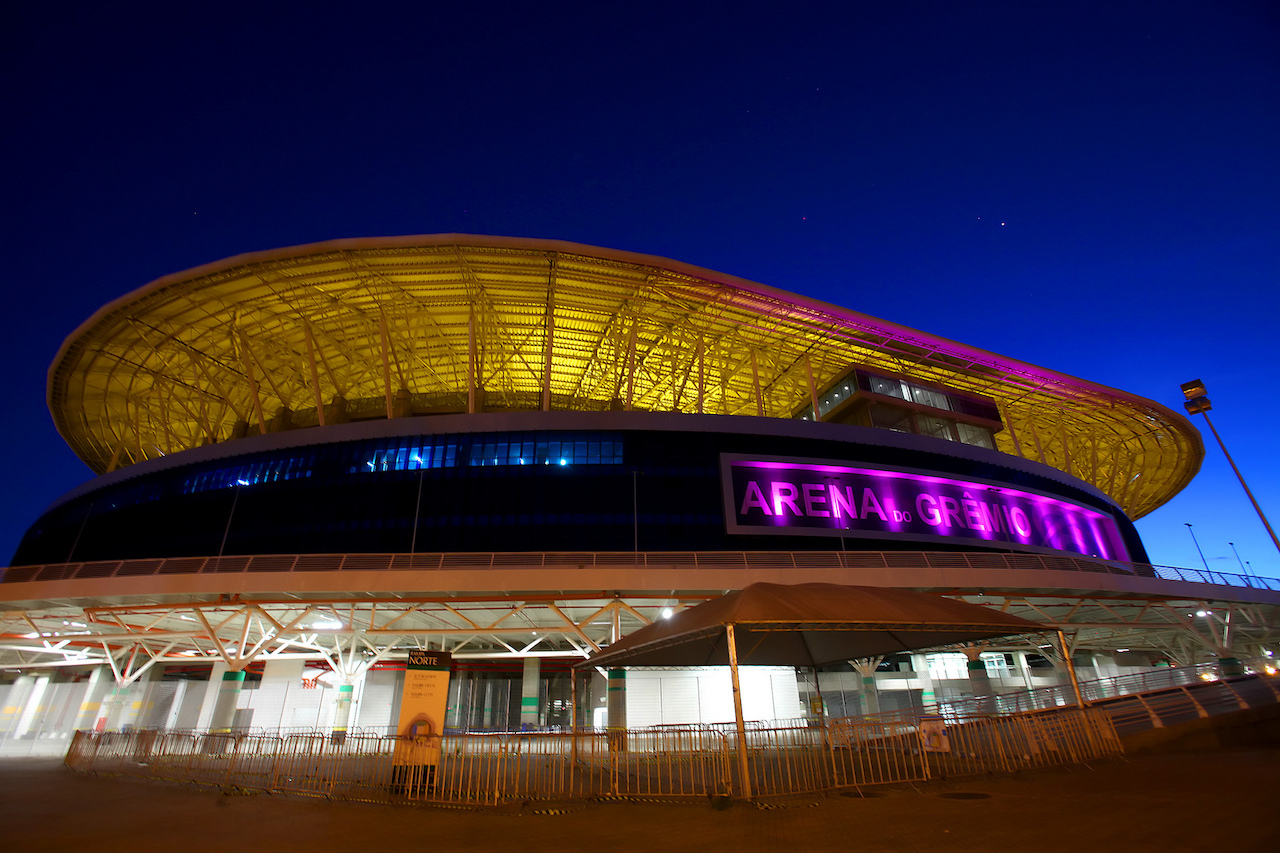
[570,668,579,768]
[1057,628,1085,708]
[726,623,752,800]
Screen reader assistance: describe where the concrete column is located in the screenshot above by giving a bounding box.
[331,684,354,741]
[607,668,627,731]
[14,675,50,738]
[209,671,246,732]
[481,678,495,731]
[258,659,303,730]
[1,676,33,740]
[588,668,608,729]
[195,661,229,730]
[348,669,371,731]
[1014,652,1037,693]
[72,668,109,732]
[163,680,190,730]
[912,654,936,710]
[94,682,132,733]
[964,649,995,713]
[520,657,541,731]
[852,661,880,716]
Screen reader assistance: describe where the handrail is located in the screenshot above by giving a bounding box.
[5,550,1278,591]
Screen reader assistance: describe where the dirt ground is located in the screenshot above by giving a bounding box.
[2,748,1277,853]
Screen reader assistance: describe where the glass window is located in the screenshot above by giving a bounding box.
[868,375,906,399]
[908,384,951,411]
[926,653,969,680]
[956,422,996,450]
[870,403,912,433]
[916,414,956,441]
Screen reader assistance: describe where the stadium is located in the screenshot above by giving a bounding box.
[2,234,1277,751]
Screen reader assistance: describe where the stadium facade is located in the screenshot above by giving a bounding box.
[2,235,1276,749]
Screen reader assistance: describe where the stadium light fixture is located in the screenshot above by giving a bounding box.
[1180,380,1280,557]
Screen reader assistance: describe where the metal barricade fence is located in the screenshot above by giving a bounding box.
[828,713,930,788]
[609,728,733,798]
[423,729,733,803]
[64,707,1123,802]
[738,725,830,797]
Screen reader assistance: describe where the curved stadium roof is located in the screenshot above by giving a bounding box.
[49,235,1201,519]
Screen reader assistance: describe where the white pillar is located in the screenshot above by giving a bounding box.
[912,654,936,710]
[520,657,541,730]
[209,671,247,732]
[72,667,110,732]
[195,661,230,730]
[963,649,995,713]
[852,660,881,716]
[607,668,626,732]
[255,659,302,731]
[14,675,50,738]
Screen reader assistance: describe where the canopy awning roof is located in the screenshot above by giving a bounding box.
[579,582,1042,669]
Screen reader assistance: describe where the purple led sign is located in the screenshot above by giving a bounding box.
[722,455,1130,561]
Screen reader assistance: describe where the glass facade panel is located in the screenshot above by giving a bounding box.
[868,375,905,399]
[908,385,951,411]
[916,414,955,442]
[956,422,996,450]
[869,403,912,433]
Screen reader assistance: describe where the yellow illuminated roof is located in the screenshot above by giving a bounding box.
[49,235,1201,518]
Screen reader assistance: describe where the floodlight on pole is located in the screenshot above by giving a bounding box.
[1180,380,1280,557]
[1228,542,1251,577]
[1185,523,1209,571]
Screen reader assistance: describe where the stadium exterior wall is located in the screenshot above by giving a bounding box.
[11,411,1147,567]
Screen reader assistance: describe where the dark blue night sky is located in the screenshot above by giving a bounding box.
[3,1,1278,576]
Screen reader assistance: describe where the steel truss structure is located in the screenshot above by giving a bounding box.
[4,555,1276,681]
[50,235,1199,517]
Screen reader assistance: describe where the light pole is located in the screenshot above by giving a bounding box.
[1182,522,1203,568]
[631,470,639,556]
[1229,542,1252,577]
[218,480,248,559]
[1181,380,1280,557]
[409,465,426,555]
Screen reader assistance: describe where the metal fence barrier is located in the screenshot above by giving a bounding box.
[64,704,1120,803]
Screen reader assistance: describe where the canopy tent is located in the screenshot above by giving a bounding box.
[576,582,1048,799]
[578,582,1043,670]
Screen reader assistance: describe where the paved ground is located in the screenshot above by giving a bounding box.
[2,748,1277,852]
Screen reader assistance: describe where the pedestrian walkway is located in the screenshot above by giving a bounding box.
[3,746,1277,852]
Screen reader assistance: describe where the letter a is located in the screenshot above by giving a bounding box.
[860,488,888,521]
[740,481,772,516]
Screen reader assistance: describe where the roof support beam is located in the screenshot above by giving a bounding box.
[467,307,477,414]
[379,307,394,419]
[302,320,326,427]
[237,332,268,435]
[750,350,764,417]
[625,320,638,411]
[542,259,556,411]
[805,355,821,422]
[697,335,706,415]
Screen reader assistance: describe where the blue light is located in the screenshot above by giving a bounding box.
[236,479,249,486]
[559,458,567,466]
